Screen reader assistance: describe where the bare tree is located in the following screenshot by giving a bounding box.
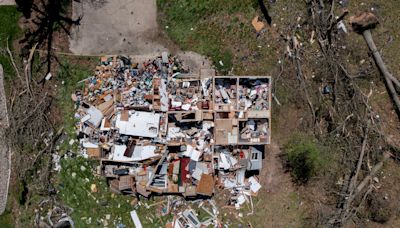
[17,0,82,83]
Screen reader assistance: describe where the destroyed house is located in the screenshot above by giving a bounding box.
[75,54,270,199]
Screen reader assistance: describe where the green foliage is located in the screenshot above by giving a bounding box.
[0,211,13,228]
[0,6,22,79]
[284,134,322,183]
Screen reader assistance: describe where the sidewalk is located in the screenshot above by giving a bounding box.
[0,65,11,215]
[0,0,15,6]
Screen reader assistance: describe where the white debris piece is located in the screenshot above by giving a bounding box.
[192,166,204,180]
[86,106,104,127]
[219,153,238,170]
[82,141,98,148]
[171,101,182,108]
[132,145,158,161]
[45,72,52,80]
[183,144,195,157]
[111,145,128,161]
[248,176,261,193]
[236,169,245,186]
[223,178,237,188]
[52,154,61,171]
[80,115,91,123]
[190,149,202,162]
[235,194,247,209]
[115,111,160,138]
[181,103,191,111]
[219,88,229,101]
[337,20,348,33]
[201,78,211,97]
[160,78,169,112]
[130,210,143,228]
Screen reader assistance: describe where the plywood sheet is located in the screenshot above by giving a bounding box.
[87,147,100,157]
[120,110,129,121]
[196,174,214,196]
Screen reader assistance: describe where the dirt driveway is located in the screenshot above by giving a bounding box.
[69,0,167,55]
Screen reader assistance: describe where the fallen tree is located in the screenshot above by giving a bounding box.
[297,1,400,227]
[350,12,400,120]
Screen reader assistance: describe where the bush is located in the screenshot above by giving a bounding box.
[284,134,322,183]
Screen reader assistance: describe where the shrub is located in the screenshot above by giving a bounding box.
[284,134,322,183]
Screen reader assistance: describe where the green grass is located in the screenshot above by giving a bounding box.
[158,0,259,74]
[157,0,307,75]
[0,6,22,80]
[0,211,13,228]
[56,56,97,149]
[57,157,172,227]
[0,6,21,47]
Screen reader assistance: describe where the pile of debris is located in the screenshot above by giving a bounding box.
[168,73,212,111]
[214,78,237,109]
[131,196,221,227]
[238,78,270,111]
[72,53,272,225]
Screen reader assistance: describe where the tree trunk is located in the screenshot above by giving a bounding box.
[362,30,400,119]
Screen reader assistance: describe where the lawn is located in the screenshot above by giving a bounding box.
[0,6,21,80]
[158,0,261,74]
[57,156,172,227]
[157,0,305,75]
[56,56,97,144]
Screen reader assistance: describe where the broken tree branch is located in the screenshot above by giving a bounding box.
[333,152,391,226]
[292,35,316,122]
[24,42,38,96]
[352,152,391,200]
[6,38,21,79]
[348,125,369,195]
